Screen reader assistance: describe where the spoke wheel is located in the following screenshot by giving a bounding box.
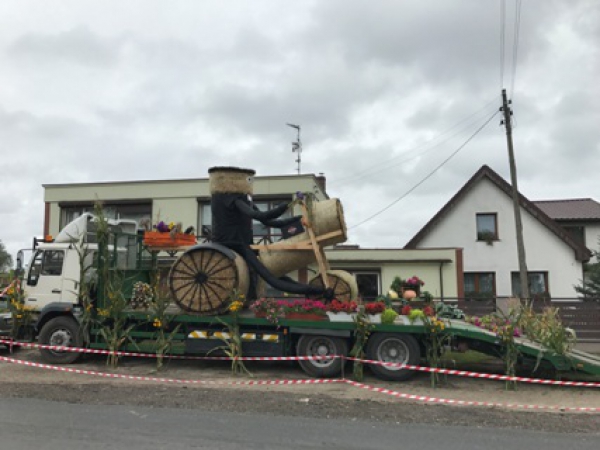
[170,247,242,314]
[297,334,347,378]
[366,333,420,381]
[309,270,358,302]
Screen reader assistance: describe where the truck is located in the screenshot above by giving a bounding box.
[11,212,600,381]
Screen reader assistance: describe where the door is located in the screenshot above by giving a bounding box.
[24,249,68,309]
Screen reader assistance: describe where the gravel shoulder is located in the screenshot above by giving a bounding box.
[1,348,599,434]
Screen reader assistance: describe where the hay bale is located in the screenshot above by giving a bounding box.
[309,270,358,301]
[169,246,249,315]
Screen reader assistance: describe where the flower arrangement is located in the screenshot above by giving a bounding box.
[405,276,425,287]
[250,297,285,324]
[400,305,412,316]
[327,300,358,314]
[131,281,153,309]
[364,301,385,315]
[281,299,327,316]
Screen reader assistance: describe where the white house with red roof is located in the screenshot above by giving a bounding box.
[404,165,592,300]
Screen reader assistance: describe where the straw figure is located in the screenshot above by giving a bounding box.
[209,166,334,301]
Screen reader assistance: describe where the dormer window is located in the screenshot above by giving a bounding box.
[476,213,498,242]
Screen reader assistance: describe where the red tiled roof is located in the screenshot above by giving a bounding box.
[533,198,600,221]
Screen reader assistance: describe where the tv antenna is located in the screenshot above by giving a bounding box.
[286,123,302,174]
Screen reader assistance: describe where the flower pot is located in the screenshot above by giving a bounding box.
[143,231,196,248]
[395,316,424,325]
[367,314,381,324]
[326,312,357,322]
[285,312,326,321]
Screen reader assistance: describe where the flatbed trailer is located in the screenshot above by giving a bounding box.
[76,309,600,380]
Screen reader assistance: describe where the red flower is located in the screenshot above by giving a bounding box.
[423,305,435,317]
[401,305,412,316]
[365,302,385,314]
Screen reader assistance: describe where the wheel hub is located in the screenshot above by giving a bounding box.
[50,330,71,347]
[195,272,208,285]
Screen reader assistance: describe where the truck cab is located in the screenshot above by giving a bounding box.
[24,243,82,310]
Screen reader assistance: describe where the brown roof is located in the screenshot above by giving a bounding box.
[404,165,592,262]
[533,198,600,221]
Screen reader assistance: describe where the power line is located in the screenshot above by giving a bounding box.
[500,0,506,90]
[510,0,522,98]
[349,110,500,230]
[330,96,500,187]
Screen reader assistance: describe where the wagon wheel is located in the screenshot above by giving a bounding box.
[309,270,358,302]
[169,247,238,314]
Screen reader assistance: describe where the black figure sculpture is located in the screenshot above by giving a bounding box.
[208,166,333,300]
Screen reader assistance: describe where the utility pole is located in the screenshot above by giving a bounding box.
[501,89,530,301]
[286,123,302,174]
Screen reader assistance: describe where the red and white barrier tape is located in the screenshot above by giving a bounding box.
[0,340,337,362]
[1,355,598,413]
[3,339,599,388]
[0,355,342,387]
[346,356,600,388]
[344,380,600,413]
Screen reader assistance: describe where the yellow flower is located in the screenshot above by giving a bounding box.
[153,319,162,328]
[229,301,244,313]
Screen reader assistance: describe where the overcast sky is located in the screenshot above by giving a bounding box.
[1,0,598,260]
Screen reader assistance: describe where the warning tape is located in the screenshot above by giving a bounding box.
[1,355,598,413]
[0,340,337,362]
[3,339,600,388]
[344,380,600,413]
[346,356,600,388]
[0,355,342,387]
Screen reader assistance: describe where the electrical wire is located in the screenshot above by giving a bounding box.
[348,110,500,230]
[500,0,506,90]
[330,96,500,187]
[510,0,522,98]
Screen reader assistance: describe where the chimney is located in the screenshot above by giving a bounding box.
[315,173,326,194]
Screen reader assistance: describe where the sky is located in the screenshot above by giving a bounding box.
[1,0,599,261]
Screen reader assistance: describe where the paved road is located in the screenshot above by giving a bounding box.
[0,397,598,450]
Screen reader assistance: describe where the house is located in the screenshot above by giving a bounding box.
[404,165,591,300]
[43,172,464,300]
[534,198,600,262]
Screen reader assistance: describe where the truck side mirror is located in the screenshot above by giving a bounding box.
[16,250,24,272]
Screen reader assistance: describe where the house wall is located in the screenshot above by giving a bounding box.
[585,224,600,260]
[415,178,583,298]
[44,175,327,237]
[323,247,461,300]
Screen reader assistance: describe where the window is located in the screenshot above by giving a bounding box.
[464,272,495,299]
[198,198,292,243]
[476,213,498,241]
[331,270,380,301]
[61,203,151,229]
[355,272,380,300]
[511,271,549,298]
[28,250,65,285]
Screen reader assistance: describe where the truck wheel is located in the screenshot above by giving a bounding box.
[39,316,82,364]
[366,333,420,381]
[297,335,347,378]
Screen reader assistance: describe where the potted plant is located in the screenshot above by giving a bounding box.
[381,308,398,325]
[477,230,496,245]
[364,301,385,323]
[326,299,358,322]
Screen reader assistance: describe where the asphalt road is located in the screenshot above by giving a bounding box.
[1,397,598,450]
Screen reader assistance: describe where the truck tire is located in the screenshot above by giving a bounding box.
[39,316,82,364]
[297,334,347,378]
[366,333,420,381]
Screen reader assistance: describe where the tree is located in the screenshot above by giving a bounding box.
[0,239,12,273]
[575,238,600,300]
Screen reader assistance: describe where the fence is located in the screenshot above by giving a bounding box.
[456,297,600,343]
